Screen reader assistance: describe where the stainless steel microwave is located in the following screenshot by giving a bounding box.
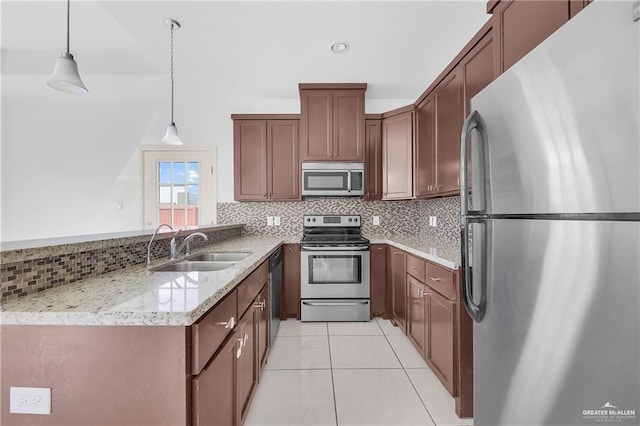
[301,162,365,197]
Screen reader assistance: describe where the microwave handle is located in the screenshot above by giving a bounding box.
[347,171,352,193]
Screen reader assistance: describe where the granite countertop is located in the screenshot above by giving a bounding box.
[1,234,458,327]
[0,236,292,327]
[369,236,461,270]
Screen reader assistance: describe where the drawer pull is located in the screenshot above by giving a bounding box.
[216,316,236,329]
[429,277,443,282]
[253,300,266,311]
[240,333,249,347]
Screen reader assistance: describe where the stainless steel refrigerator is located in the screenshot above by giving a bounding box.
[460,2,639,425]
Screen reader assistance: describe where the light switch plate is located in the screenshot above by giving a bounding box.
[10,387,51,415]
[267,216,274,226]
[274,216,281,226]
[372,216,380,226]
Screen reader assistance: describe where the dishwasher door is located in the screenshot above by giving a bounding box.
[269,247,283,344]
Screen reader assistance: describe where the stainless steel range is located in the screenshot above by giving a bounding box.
[300,215,370,322]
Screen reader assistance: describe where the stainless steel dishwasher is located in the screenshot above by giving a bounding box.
[269,247,283,344]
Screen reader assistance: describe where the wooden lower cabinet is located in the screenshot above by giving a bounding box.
[427,288,456,395]
[192,260,271,426]
[256,283,270,373]
[407,276,428,356]
[389,247,407,332]
[370,244,387,318]
[282,243,301,319]
[192,334,237,426]
[236,310,257,424]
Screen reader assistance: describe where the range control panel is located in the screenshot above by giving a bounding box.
[303,215,361,227]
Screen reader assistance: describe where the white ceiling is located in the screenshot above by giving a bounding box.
[1,0,490,111]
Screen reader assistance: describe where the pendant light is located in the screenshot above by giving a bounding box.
[161,18,183,145]
[47,0,88,95]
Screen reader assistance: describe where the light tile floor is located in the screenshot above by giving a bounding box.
[245,317,474,426]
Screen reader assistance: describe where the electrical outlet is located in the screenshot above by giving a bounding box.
[372,216,380,226]
[274,216,281,226]
[432,216,437,227]
[10,387,51,415]
[267,216,274,226]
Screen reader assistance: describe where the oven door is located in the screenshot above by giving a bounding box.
[300,247,370,299]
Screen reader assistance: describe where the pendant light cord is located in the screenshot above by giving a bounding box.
[66,0,70,54]
[169,22,175,123]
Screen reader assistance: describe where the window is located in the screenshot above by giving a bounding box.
[142,148,216,230]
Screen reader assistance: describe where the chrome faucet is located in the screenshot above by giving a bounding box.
[171,232,208,259]
[147,223,174,268]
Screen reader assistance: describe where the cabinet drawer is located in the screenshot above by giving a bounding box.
[406,254,426,282]
[191,290,238,375]
[425,262,457,301]
[238,260,269,317]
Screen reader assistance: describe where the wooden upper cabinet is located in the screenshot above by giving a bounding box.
[569,0,592,18]
[234,120,268,200]
[414,96,435,198]
[300,90,333,160]
[494,0,570,72]
[382,107,414,200]
[233,115,300,202]
[300,84,366,162]
[461,25,499,118]
[364,118,383,200]
[268,120,300,200]
[434,69,463,195]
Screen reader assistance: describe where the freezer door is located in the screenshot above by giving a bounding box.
[468,2,639,215]
[473,219,639,426]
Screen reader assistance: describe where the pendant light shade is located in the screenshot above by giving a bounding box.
[162,123,182,145]
[162,18,183,145]
[47,52,88,95]
[47,0,88,95]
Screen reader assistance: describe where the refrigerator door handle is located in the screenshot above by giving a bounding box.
[460,110,488,216]
[461,219,487,323]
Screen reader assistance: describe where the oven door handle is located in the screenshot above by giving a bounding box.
[301,245,370,251]
[302,301,369,307]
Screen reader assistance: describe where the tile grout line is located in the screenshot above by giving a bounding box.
[326,322,340,426]
[376,318,438,426]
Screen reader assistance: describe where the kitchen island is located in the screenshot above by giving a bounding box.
[1,233,462,425]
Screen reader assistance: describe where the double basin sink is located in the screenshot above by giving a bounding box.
[153,252,251,272]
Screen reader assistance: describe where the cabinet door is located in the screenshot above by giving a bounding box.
[407,276,427,357]
[498,0,569,72]
[267,120,300,200]
[370,244,387,318]
[236,312,257,423]
[434,69,463,195]
[333,90,365,161]
[428,289,456,396]
[300,90,333,161]
[569,0,592,18]
[281,244,301,320]
[234,120,268,201]
[192,333,237,426]
[255,283,270,374]
[414,96,435,197]
[364,119,383,200]
[390,248,407,332]
[382,111,414,200]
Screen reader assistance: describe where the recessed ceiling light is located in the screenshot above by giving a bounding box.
[331,42,350,54]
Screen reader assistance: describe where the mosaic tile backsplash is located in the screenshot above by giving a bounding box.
[0,227,241,302]
[218,196,461,246]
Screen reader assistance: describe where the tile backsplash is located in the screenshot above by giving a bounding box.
[0,227,241,302]
[218,196,461,245]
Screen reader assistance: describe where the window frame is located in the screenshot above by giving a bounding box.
[141,146,216,231]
